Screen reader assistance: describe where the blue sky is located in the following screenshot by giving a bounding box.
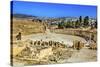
[11,1,97,18]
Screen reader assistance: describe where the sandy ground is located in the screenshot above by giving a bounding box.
[13,28,97,65]
[67,48,97,62]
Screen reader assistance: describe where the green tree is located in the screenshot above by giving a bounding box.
[95,20,97,28]
[79,16,82,23]
[58,22,64,28]
[83,16,89,27]
[79,16,83,27]
[75,20,80,28]
[65,20,72,28]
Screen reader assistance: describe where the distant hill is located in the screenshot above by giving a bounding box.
[12,14,37,19]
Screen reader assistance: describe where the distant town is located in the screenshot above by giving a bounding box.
[13,14,97,29]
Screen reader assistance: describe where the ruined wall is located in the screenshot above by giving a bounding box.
[52,29,97,42]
